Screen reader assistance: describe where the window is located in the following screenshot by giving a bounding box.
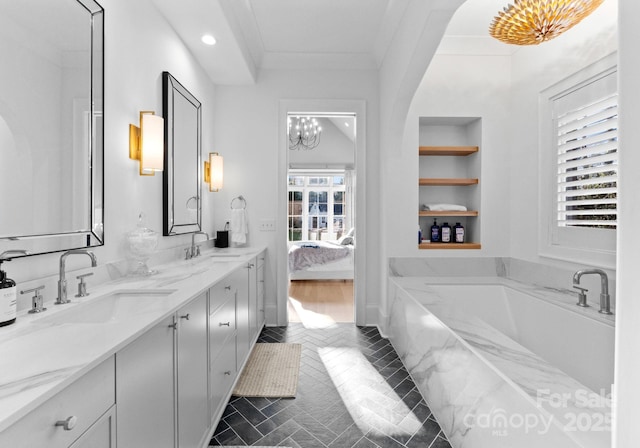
[287,171,349,241]
[556,93,618,229]
[539,55,617,267]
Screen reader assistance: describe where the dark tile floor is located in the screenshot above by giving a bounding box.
[209,324,451,448]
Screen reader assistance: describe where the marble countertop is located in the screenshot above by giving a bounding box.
[0,246,265,432]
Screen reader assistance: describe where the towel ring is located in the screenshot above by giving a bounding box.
[231,195,247,210]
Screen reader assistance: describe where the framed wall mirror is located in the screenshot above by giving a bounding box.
[162,71,202,236]
[0,0,104,258]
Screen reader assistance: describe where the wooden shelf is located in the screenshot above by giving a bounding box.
[419,210,478,217]
[419,242,482,250]
[419,146,478,156]
[419,178,478,186]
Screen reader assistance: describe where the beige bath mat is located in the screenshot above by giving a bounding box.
[232,343,302,398]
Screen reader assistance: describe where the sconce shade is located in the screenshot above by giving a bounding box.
[204,152,223,192]
[129,111,164,176]
[489,0,604,46]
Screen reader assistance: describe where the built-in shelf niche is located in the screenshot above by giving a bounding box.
[418,117,481,249]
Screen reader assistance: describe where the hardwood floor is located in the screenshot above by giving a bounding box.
[288,280,354,325]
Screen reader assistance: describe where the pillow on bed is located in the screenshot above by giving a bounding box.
[337,235,353,245]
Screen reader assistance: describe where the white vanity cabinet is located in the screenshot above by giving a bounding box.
[0,357,116,448]
[69,406,116,448]
[234,265,251,370]
[116,315,175,448]
[238,251,266,367]
[115,292,209,448]
[176,291,210,448]
[1,248,268,448]
[208,274,238,425]
[247,256,258,343]
[256,250,266,335]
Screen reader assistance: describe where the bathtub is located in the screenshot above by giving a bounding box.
[387,277,614,448]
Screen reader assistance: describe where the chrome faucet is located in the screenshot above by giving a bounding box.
[186,231,210,259]
[573,268,613,315]
[57,250,97,305]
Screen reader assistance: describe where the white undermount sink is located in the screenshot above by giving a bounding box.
[208,253,241,258]
[35,289,175,325]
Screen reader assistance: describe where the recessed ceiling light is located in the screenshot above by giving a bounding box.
[344,122,350,127]
[201,34,216,46]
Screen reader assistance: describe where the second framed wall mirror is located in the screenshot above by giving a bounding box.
[162,71,202,236]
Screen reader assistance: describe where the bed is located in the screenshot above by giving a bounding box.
[288,239,354,280]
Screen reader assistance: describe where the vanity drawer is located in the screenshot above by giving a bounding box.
[209,276,235,315]
[209,336,237,419]
[209,295,236,360]
[0,356,115,448]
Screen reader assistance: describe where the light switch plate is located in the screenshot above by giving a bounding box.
[259,219,276,231]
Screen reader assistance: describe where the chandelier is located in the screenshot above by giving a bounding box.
[489,0,604,46]
[288,116,322,150]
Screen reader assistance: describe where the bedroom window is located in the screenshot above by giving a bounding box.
[288,171,349,242]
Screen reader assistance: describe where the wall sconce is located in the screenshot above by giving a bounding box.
[204,152,223,192]
[129,111,164,176]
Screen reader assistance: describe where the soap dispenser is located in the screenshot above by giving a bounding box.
[0,259,17,327]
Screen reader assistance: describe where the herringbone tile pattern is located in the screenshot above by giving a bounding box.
[209,324,451,448]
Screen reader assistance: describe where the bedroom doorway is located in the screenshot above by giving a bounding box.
[286,114,356,326]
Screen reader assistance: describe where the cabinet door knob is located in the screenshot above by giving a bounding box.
[168,323,177,330]
[55,415,78,431]
[224,285,232,291]
[180,313,190,320]
[219,321,230,327]
[224,371,232,376]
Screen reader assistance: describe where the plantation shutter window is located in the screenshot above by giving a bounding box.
[553,71,618,230]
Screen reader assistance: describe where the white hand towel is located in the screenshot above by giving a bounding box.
[421,203,468,212]
[230,209,248,245]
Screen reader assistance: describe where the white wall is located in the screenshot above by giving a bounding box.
[385,0,617,265]
[394,54,512,257]
[211,69,378,325]
[288,118,354,168]
[6,0,218,291]
[508,1,618,267]
[614,0,640,445]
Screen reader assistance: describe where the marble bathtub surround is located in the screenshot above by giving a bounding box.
[387,276,613,448]
[389,257,616,311]
[0,245,265,432]
[388,257,508,278]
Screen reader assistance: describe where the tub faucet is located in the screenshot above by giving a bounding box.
[186,231,210,259]
[573,269,613,315]
[57,250,97,305]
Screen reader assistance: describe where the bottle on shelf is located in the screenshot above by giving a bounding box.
[0,259,17,327]
[441,222,452,243]
[454,222,465,243]
[418,226,422,244]
[430,219,440,242]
